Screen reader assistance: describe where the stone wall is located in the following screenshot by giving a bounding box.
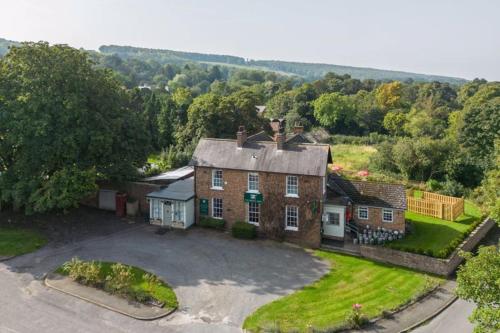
[194,166,324,248]
[358,218,496,276]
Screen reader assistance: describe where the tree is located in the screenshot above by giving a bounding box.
[312,92,355,130]
[0,42,148,213]
[383,111,407,136]
[456,246,500,333]
[375,81,402,109]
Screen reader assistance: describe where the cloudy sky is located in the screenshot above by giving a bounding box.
[1,0,499,80]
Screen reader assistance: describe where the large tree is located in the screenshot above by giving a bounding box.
[312,92,355,131]
[456,246,500,333]
[0,42,148,213]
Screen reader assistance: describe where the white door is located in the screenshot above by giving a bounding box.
[323,205,345,238]
[162,201,172,226]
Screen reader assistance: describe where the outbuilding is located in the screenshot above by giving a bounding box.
[146,177,195,229]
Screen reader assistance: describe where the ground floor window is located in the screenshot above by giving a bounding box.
[151,200,161,219]
[358,206,368,219]
[212,198,223,219]
[382,209,393,223]
[327,212,340,225]
[247,202,260,225]
[285,205,299,231]
[173,201,185,221]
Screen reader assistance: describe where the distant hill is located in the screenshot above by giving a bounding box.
[99,45,467,84]
[0,38,467,84]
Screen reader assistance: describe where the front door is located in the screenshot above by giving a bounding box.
[323,205,345,238]
[162,201,172,226]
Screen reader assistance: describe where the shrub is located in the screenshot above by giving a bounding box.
[231,221,257,239]
[426,179,443,192]
[105,263,134,294]
[199,217,225,230]
[143,273,161,294]
[330,133,392,145]
[345,303,369,329]
[62,257,102,286]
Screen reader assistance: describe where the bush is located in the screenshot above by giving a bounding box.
[62,257,102,287]
[199,217,225,230]
[231,221,257,239]
[105,263,133,294]
[426,179,443,192]
[330,133,392,145]
[345,304,369,329]
[439,179,466,197]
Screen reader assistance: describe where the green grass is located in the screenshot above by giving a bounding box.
[57,261,178,309]
[0,227,47,256]
[330,144,400,183]
[387,201,483,257]
[243,251,443,332]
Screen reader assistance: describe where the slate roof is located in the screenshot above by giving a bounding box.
[146,177,194,201]
[190,138,332,176]
[246,131,274,142]
[328,174,406,210]
[142,166,194,183]
[285,133,315,144]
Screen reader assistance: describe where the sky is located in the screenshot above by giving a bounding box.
[1,0,499,80]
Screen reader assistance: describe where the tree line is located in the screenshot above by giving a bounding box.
[0,42,498,222]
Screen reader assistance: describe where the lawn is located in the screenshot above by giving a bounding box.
[0,227,47,256]
[387,201,483,257]
[243,251,442,332]
[57,261,178,309]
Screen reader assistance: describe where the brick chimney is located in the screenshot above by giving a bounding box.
[293,123,304,134]
[276,120,286,150]
[236,125,247,148]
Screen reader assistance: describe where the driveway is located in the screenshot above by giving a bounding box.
[0,224,329,333]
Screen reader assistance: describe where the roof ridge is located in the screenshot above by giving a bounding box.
[330,174,404,187]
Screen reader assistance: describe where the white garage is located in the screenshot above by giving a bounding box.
[146,177,195,229]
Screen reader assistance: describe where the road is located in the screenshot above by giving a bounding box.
[0,225,328,333]
[412,299,475,333]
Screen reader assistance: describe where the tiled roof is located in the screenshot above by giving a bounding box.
[246,131,274,142]
[190,138,332,177]
[328,174,406,210]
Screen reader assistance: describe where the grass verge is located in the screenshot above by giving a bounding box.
[243,251,443,332]
[56,261,178,309]
[387,201,483,257]
[0,227,47,256]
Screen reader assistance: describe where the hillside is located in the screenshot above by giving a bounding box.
[99,44,467,84]
[0,38,467,84]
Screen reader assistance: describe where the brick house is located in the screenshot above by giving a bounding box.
[189,126,406,247]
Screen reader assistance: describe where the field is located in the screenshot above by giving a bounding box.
[243,251,442,332]
[0,227,47,257]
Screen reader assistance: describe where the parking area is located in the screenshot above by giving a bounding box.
[0,223,329,333]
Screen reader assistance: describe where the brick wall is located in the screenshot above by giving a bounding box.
[352,205,405,232]
[194,166,324,248]
[358,218,496,276]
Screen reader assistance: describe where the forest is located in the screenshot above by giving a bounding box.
[0,42,498,222]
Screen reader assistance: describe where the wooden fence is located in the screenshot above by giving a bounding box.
[406,190,464,221]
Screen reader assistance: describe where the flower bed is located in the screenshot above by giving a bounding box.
[56,258,177,309]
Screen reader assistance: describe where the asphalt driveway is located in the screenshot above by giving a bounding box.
[0,224,329,333]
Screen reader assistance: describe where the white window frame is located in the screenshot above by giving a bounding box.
[382,209,394,223]
[211,169,223,190]
[358,206,369,220]
[327,212,340,226]
[247,201,260,225]
[151,199,161,219]
[286,175,299,197]
[248,172,259,193]
[212,198,223,219]
[285,205,299,231]
[173,201,185,222]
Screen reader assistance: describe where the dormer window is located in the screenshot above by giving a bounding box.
[212,169,223,189]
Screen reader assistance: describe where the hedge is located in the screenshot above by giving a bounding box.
[199,217,225,230]
[231,221,257,239]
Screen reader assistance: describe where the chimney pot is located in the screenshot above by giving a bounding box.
[237,125,247,148]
